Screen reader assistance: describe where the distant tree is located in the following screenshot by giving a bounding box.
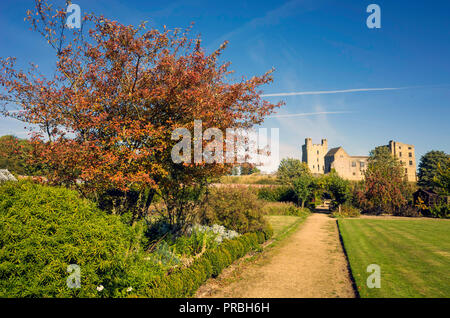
[240,163,260,175]
[293,174,313,208]
[0,135,45,176]
[358,146,410,214]
[418,151,449,191]
[324,171,351,212]
[277,158,311,186]
[434,158,450,196]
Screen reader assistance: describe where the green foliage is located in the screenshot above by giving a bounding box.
[434,158,450,196]
[171,228,218,257]
[277,158,311,186]
[96,187,156,224]
[159,177,209,232]
[392,205,421,217]
[202,187,269,234]
[262,201,310,217]
[331,202,360,218]
[418,151,450,191]
[0,135,46,176]
[220,174,279,185]
[257,186,296,202]
[143,231,269,297]
[355,147,411,214]
[428,202,450,218]
[239,164,260,175]
[0,181,163,297]
[292,174,314,208]
[324,171,352,210]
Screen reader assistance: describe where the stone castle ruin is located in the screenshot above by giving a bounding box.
[302,138,417,182]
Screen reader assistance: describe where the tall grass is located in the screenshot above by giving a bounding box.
[219,174,279,185]
[262,201,310,217]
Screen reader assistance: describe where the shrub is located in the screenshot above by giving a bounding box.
[0,181,162,297]
[261,201,310,216]
[143,231,269,297]
[187,224,240,244]
[202,187,269,234]
[257,186,296,202]
[331,203,361,218]
[428,203,450,218]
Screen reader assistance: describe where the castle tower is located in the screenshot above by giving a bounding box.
[387,140,417,182]
[302,138,328,174]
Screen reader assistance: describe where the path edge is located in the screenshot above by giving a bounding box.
[336,219,361,298]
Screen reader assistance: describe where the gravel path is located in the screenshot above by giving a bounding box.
[196,213,356,298]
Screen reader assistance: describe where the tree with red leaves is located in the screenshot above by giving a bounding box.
[356,146,412,214]
[0,1,281,227]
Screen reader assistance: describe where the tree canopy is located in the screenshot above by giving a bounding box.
[357,146,411,214]
[434,157,450,196]
[0,1,282,226]
[277,158,311,186]
[418,151,449,191]
[0,135,46,176]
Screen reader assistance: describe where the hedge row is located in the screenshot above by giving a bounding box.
[257,186,297,203]
[142,230,272,297]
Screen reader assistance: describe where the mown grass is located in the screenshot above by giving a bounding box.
[338,218,450,298]
[266,215,302,238]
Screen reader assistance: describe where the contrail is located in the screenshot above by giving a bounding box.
[267,111,353,118]
[260,85,438,97]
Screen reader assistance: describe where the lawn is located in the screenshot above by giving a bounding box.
[266,215,305,238]
[338,218,450,298]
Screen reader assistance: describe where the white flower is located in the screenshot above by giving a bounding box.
[126,287,133,292]
[97,285,104,292]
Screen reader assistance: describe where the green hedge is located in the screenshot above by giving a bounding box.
[143,231,271,297]
[0,181,163,297]
[257,186,297,202]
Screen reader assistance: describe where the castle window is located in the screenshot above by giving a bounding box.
[409,161,413,166]
[317,150,319,155]
[313,165,315,169]
[352,161,356,167]
[399,152,402,157]
[360,162,365,168]
[408,147,412,150]
[405,168,408,174]
[409,152,412,157]
[353,172,356,176]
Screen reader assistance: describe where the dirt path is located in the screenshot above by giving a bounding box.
[196,213,356,298]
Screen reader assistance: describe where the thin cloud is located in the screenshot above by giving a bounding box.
[207,0,314,51]
[267,111,353,118]
[260,85,450,97]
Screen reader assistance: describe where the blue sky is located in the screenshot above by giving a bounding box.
[1,0,449,172]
